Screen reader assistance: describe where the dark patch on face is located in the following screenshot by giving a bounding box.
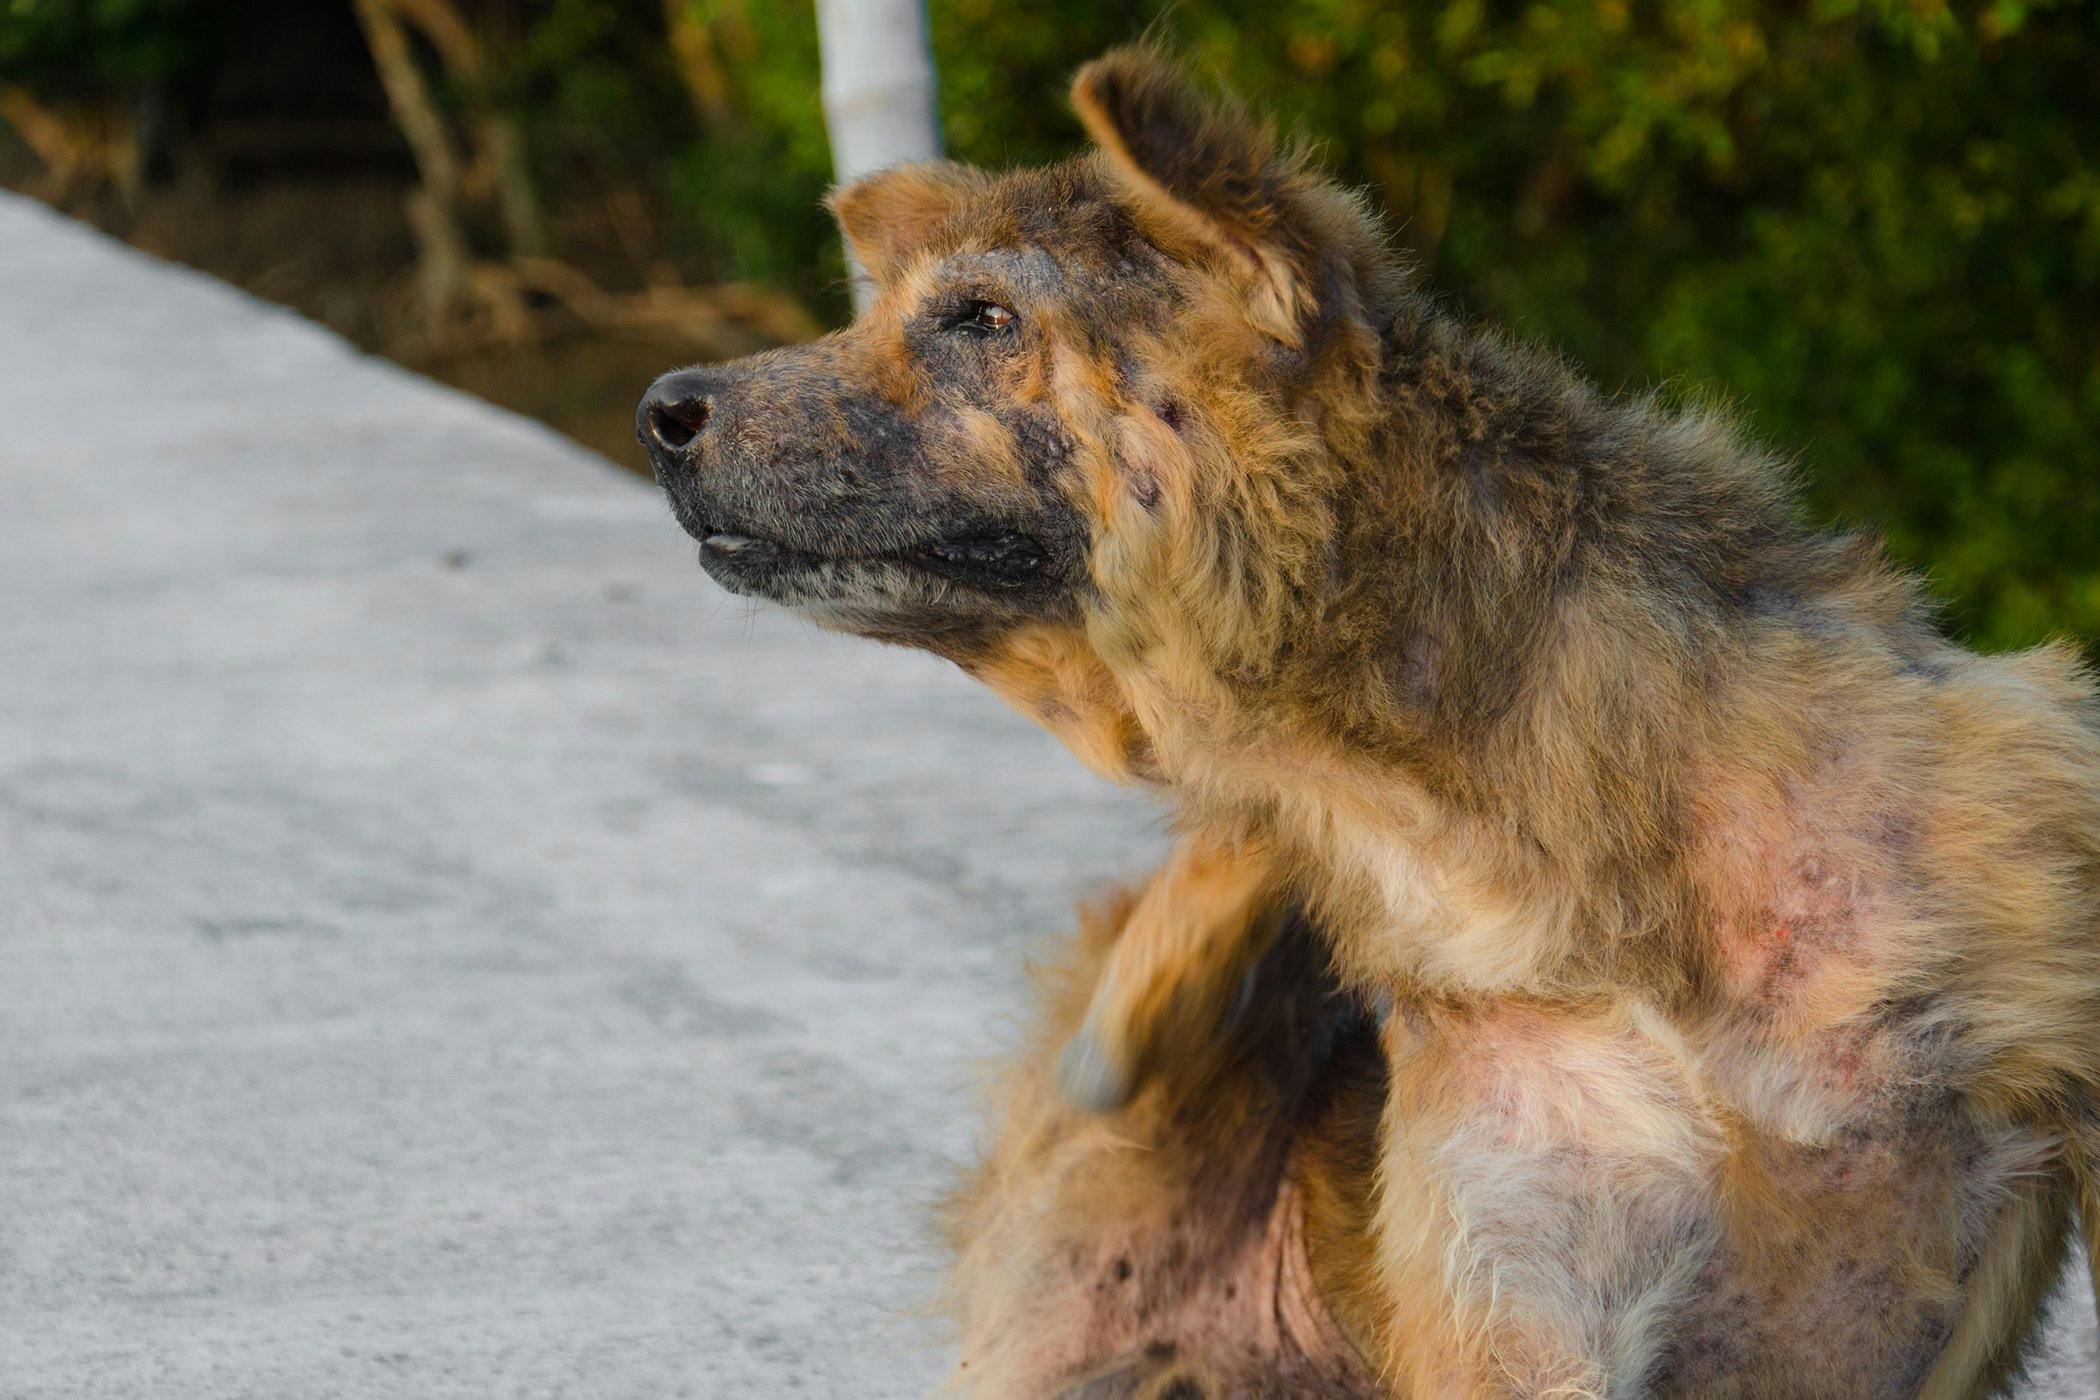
[1111,347,1149,397]
[1130,469,1161,510]
[1113,1256,1132,1282]
[1004,406,1077,493]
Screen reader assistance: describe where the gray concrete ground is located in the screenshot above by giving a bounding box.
[1,193,2092,1398]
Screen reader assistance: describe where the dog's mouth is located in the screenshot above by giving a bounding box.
[692,521,1059,605]
[707,528,1050,584]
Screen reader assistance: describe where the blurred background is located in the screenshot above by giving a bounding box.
[3,0,2094,652]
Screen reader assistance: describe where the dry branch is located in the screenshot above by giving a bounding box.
[352,0,547,342]
[0,84,142,203]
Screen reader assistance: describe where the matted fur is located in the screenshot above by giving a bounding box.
[640,46,2100,1398]
[943,892,1382,1398]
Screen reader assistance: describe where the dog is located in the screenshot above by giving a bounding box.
[639,48,2100,1396]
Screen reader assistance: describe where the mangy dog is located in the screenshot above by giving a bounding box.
[638,49,2100,1397]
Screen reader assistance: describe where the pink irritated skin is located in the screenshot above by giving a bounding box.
[1696,751,1907,1004]
[1713,855,1882,1011]
[1686,748,1947,1134]
[1007,1175,1371,1397]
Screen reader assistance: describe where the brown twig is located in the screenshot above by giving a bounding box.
[0,84,142,204]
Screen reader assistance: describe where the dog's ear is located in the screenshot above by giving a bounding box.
[1072,49,1315,341]
[828,160,989,288]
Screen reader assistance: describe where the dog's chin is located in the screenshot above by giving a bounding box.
[696,532,936,610]
[692,528,1071,650]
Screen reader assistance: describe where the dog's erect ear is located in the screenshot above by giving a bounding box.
[828,160,989,288]
[1072,49,1313,339]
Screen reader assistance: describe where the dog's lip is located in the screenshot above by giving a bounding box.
[698,529,831,572]
[699,530,828,578]
[698,524,1055,590]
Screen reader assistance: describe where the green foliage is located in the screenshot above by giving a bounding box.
[0,0,211,95]
[489,1,842,289]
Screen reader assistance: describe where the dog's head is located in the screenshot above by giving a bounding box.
[639,50,1398,781]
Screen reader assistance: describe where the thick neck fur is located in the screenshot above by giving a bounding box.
[1128,291,1943,1003]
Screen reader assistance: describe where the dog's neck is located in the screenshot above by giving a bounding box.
[1121,298,1934,1001]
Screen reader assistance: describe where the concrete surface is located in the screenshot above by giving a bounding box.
[0,193,2092,1398]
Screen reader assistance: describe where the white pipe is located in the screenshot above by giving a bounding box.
[815,0,940,309]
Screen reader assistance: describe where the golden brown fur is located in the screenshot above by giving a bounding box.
[926,52,2100,1397]
[641,44,2100,1398]
[951,872,2076,1398]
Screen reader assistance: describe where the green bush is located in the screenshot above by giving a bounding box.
[0,0,208,95]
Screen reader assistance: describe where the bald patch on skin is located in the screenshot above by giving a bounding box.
[934,246,1070,299]
[1109,407,1193,523]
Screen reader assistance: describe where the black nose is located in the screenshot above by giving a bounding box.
[637,369,719,466]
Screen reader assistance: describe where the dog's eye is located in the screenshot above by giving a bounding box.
[948,300,1017,336]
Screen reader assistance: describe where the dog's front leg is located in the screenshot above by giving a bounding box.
[1368,998,1723,1398]
[1056,832,1284,1110]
